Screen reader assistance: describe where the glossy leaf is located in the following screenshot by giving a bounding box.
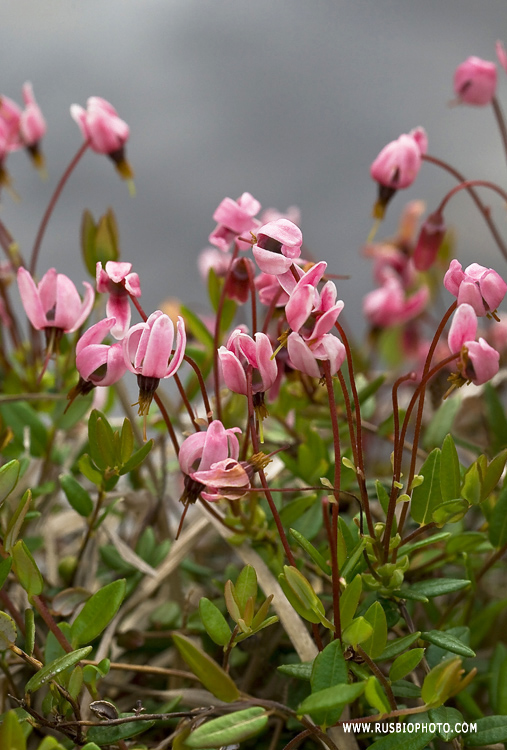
[0,610,17,647]
[410,448,442,525]
[86,714,155,745]
[421,656,463,708]
[361,601,387,659]
[172,633,239,702]
[465,716,507,746]
[485,382,507,452]
[12,540,43,596]
[282,566,327,621]
[120,439,154,475]
[0,460,20,506]
[5,490,32,552]
[367,726,435,750]
[407,578,470,599]
[278,573,321,624]
[311,639,348,692]
[70,579,126,647]
[429,706,464,741]
[185,707,268,748]
[297,682,366,724]
[461,462,481,505]
[399,531,450,557]
[365,676,390,714]
[25,646,92,692]
[339,574,362,632]
[421,630,475,658]
[119,419,134,464]
[59,475,93,518]
[389,649,425,682]
[440,434,460,503]
[277,661,313,680]
[342,617,374,648]
[234,565,257,612]
[199,598,231,646]
[24,608,35,657]
[78,454,103,487]
[290,528,331,575]
[224,580,241,623]
[432,498,469,526]
[377,631,422,662]
[482,450,507,501]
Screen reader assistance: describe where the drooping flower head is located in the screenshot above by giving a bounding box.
[370,127,427,219]
[19,83,46,170]
[447,303,500,391]
[363,276,429,328]
[96,261,141,339]
[70,97,133,180]
[123,310,186,417]
[413,210,446,271]
[453,56,497,106]
[252,218,303,275]
[444,260,507,317]
[209,192,261,252]
[287,330,346,379]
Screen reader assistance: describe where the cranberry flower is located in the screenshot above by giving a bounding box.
[123,311,186,416]
[96,261,141,339]
[218,329,278,398]
[370,127,427,219]
[413,210,446,271]
[209,192,261,252]
[70,97,133,179]
[453,56,497,106]
[252,218,303,275]
[17,267,94,338]
[363,276,429,328]
[280,261,344,339]
[19,82,46,168]
[447,303,500,387]
[444,260,507,317]
[287,331,346,379]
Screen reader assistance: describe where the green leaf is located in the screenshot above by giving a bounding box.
[340,538,366,581]
[399,531,451,556]
[224,580,241,623]
[25,646,92,692]
[68,665,83,700]
[184,707,268,748]
[489,643,507,714]
[280,494,318,527]
[290,528,331,576]
[0,460,20,506]
[389,649,425,682]
[86,714,155,746]
[12,540,43,596]
[489,485,507,548]
[0,557,13,591]
[199,598,231,647]
[234,565,257,612]
[405,578,470,599]
[0,610,17,647]
[0,403,48,457]
[78,454,103,487]
[410,448,442,525]
[180,305,214,349]
[277,661,313,680]
[365,676,391,714]
[421,656,463,707]
[311,639,348,692]
[339,574,362,631]
[87,411,107,470]
[81,209,98,277]
[24,608,35,657]
[342,617,374,648]
[423,393,461,450]
[5,490,32,552]
[119,419,134,464]
[96,417,117,469]
[464,716,507,746]
[70,579,126,647]
[282,566,327,623]
[421,630,475,658]
[440,434,461,503]
[172,633,239,702]
[0,710,26,750]
[485,382,507,452]
[481,450,507,502]
[119,439,154,475]
[367,726,435,750]
[377,631,422,662]
[429,706,464,741]
[446,531,487,556]
[278,574,321,625]
[297,682,366,724]
[461,462,481,505]
[432,498,469,526]
[361,601,387,659]
[59,475,93,517]
[81,744,102,750]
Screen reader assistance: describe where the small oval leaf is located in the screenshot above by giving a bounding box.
[172,633,239,702]
[185,707,268,748]
[25,646,92,692]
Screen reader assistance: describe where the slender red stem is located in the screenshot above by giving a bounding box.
[30,140,90,275]
[154,392,180,456]
[436,178,507,214]
[492,96,507,167]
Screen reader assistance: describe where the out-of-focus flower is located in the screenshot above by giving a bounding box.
[363,276,429,328]
[453,56,497,106]
[70,97,133,179]
[19,83,46,169]
[370,128,427,219]
[191,458,251,501]
[447,303,499,386]
[123,311,186,415]
[179,419,242,503]
[255,271,290,307]
[17,267,94,335]
[496,41,507,74]
[252,218,303,275]
[96,261,141,339]
[0,96,22,150]
[259,205,301,226]
[209,192,261,252]
[287,331,346,378]
[413,210,446,271]
[444,260,507,316]
[198,247,232,281]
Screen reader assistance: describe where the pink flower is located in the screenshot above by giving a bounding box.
[281,262,344,339]
[252,219,303,275]
[96,261,141,339]
[19,83,46,150]
[179,419,242,502]
[17,267,94,333]
[413,210,446,271]
[496,41,507,74]
[198,247,232,281]
[255,272,290,307]
[453,57,497,106]
[192,459,251,501]
[123,311,186,415]
[287,331,346,378]
[447,304,499,386]
[74,317,127,392]
[444,260,507,316]
[209,192,261,252]
[363,276,429,328]
[70,97,133,179]
[218,329,278,397]
[259,205,301,226]
[0,96,22,150]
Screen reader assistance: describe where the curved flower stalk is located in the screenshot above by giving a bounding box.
[209,192,261,252]
[70,96,133,180]
[444,260,507,317]
[96,261,141,339]
[370,127,427,219]
[123,310,186,417]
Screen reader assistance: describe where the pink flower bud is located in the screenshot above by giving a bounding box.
[70,97,133,179]
[448,303,478,353]
[19,83,46,149]
[447,303,500,386]
[444,260,507,316]
[218,330,278,396]
[370,128,427,218]
[363,276,429,328]
[287,331,346,378]
[413,210,446,271]
[453,56,497,106]
[252,219,303,275]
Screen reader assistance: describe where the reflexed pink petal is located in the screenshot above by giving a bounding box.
[106,295,131,340]
[122,322,146,373]
[448,303,478,353]
[125,272,141,297]
[76,317,115,355]
[105,261,132,282]
[310,302,344,340]
[444,259,465,297]
[466,338,500,384]
[286,283,315,332]
[255,333,278,391]
[457,280,485,316]
[17,267,47,328]
[69,282,95,332]
[164,316,186,377]
[179,431,208,475]
[38,268,57,313]
[76,344,109,381]
[218,347,248,394]
[52,275,84,330]
[142,314,174,378]
[287,332,321,378]
[199,420,229,472]
[312,334,346,375]
[252,246,293,275]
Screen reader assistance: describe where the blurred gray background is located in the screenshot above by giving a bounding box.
[3,0,507,331]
